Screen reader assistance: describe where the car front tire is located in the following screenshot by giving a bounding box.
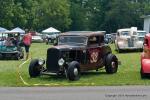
[29,59,41,78]
[67,61,80,81]
[105,53,118,74]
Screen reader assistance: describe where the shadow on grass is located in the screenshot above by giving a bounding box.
[115,49,142,54]
[141,75,150,80]
[34,71,108,81]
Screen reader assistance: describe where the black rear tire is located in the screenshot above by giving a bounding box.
[29,59,41,78]
[67,61,80,81]
[140,68,146,79]
[105,53,118,74]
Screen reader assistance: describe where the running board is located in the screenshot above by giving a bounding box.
[41,72,57,75]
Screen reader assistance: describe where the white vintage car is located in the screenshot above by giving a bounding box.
[115,27,147,52]
[32,35,43,43]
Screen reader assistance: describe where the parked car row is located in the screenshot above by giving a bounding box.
[1,29,150,81]
[104,33,117,44]
[28,29,150,81]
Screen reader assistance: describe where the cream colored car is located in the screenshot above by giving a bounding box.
[115,27,146,52]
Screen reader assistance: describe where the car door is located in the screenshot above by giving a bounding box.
[86,35,102,70]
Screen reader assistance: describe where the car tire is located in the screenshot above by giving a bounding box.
[105,53,118,74]
[20,48,24,59]
[29,59,41,78]
[16,53,20,60]
[140,68,146,79]
[0,54,3,60]
[67,61,80,81]
[116,44,121,53]
[117,49,120,53]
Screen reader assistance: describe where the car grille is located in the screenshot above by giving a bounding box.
[128,38,134,47]
[46,48,60,72]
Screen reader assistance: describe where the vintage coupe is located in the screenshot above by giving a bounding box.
[115,27,146,52]
[29,31,119,81]
[141,33,150,78]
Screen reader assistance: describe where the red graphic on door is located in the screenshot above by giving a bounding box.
[89,49,99,63]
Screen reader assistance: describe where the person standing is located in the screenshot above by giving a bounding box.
[23,32,32,60]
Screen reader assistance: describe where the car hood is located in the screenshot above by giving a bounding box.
[51,45,86,51]
[0,46,17,52]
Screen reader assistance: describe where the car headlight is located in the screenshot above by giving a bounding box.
[38,59,45,65]
[58,58,65,66]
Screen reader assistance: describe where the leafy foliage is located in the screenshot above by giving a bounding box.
[0,0,149,32]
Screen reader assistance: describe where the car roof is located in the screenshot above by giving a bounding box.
[60,31,106,37]
[117,29,146,33]
[117,28,131,32]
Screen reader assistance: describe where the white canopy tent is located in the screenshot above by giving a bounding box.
[42,27,60,34]
[42,27,61,40]
[0,27,9,33]
[9,27,25,34]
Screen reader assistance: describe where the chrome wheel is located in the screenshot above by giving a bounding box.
[74,68,78,76]
[111,61,116,69]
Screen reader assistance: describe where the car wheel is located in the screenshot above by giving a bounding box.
[117,49,120,53]
[20,48,24,59]
[67,61,80,81]
[0,54,3,60]
[140,68,146,79]
[116,44,121,53]
[29,59,41,78]
[16,54,20,60]
[105,53,118,74]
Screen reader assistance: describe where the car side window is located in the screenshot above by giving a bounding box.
[100,35,104,43]
[88,36,99,46]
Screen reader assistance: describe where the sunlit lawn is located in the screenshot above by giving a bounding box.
[1,43,150,86]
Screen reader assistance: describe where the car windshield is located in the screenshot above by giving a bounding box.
[58,36,87,45]
[121,31,129,36]
[137,32,146,36]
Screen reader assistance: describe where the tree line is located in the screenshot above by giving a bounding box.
[0,0,150,33]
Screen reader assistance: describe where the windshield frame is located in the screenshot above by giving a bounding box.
[58,35,88,46]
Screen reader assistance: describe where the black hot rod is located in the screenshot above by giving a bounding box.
[29,31,119,81]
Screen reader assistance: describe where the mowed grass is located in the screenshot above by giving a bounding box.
[1,43,150,86]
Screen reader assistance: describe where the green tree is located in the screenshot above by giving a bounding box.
[38,0,71,31]
[13,0,40,30]
[70,1,89,31]
[0,0,14,29]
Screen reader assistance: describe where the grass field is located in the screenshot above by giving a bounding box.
[1,43,150,86]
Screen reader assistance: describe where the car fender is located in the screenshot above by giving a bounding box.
[141,58,150,73]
